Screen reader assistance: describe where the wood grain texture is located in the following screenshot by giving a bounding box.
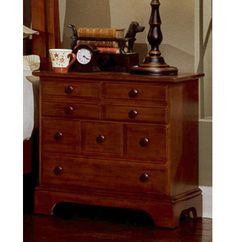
[31,0,60,57]
[41,101,101,119]
[168,80,199,195]
[39,154,168,194]
[35,71,203,228]
[103,82,168,101]
[124,124,167,162]
[41,118,80,154]
[41,79,100,99]
[23,139,32,174]
[81,121,123,156]
[33,71,204,83]
[104,104,168,123]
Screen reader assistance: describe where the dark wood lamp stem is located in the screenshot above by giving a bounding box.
[131,0,178,76]
[148,0,162,57]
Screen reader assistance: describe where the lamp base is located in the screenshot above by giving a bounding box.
[130,54,178,76]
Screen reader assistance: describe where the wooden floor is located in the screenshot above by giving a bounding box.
[23,203,212,242]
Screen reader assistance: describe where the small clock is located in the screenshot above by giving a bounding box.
[71,44,100,72]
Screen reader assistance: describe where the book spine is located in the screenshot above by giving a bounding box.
[77,28,125,38]
[115,29,125,38]
[77,40,119,48]
[97,47,120,54]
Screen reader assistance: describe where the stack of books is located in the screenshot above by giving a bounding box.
[77,27,125,54]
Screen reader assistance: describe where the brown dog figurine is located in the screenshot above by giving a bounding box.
[125,21,145,53]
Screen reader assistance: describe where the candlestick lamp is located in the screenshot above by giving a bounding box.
[131,0,178,76]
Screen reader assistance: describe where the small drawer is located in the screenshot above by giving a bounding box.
[41,118,80,153]
[41,101,101,119]
[104,105,168,123]
[41,154,168,195]
[103,82,167,102]
[41,80,100,99]
[81,121,123,156]
[125,124,167,162]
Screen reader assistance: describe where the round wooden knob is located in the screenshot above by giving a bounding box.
[64,105,74,114]
[96,135,105,144]
[54,166,63,176]
[54,132,63,140]
[128,110,138,120]
[65,85,74,94]
[139,172,150,182]
[139,137,149,147]
[128,89,139,98]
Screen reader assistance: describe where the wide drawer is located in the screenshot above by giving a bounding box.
[41,118,80,153]
[41,101,101,119]
[103,82,167,102]
[81,121,123,156]
[104,105,168,123]
[41,154,168,194]
[41,80,100,99]
[125,124,168,162]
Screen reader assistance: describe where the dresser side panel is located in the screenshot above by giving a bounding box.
[168,80,199,196]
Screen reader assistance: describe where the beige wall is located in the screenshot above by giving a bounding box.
[202,0,212,118]
[62,0,111,48]
[195,0,212,118]
[59,0,212,186]
[199,119,212,186]
[61,0,195,72]
[109,0,195,72]
[194,1,212,186]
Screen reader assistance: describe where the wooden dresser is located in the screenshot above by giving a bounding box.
[34,71,203,228]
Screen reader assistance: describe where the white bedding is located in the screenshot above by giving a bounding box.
[23,55,40,140]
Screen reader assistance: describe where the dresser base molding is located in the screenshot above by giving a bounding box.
[34,187,202,228]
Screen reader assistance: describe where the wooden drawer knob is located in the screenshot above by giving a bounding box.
[53,166,63,176]
[128,110,138,120]
[54,131,63,140]
[65,85,74,94]
[96,135,105,144]
[139,137,149,147]
[128,89,139,98]
[139,172,150,182]
[64,105,74,114]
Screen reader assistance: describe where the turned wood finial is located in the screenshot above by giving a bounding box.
[130,0,178,76]
[147,0,162,56]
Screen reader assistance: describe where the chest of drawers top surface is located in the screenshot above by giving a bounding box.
[34,70,203,83]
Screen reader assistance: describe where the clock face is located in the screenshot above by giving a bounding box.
[76,48,92,65]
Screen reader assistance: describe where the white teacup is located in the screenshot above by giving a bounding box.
[49,49,76,73]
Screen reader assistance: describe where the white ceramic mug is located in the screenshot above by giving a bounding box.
[49,49,76,73]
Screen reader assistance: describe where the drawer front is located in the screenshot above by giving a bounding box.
[41,80,100,99]
[41,154,168,194]
[103,82,167,102]
[125,124,167,162]
[81,121,123,156]
[41,118,80,153]
[104,105,168,123]
[41,101,100,119]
